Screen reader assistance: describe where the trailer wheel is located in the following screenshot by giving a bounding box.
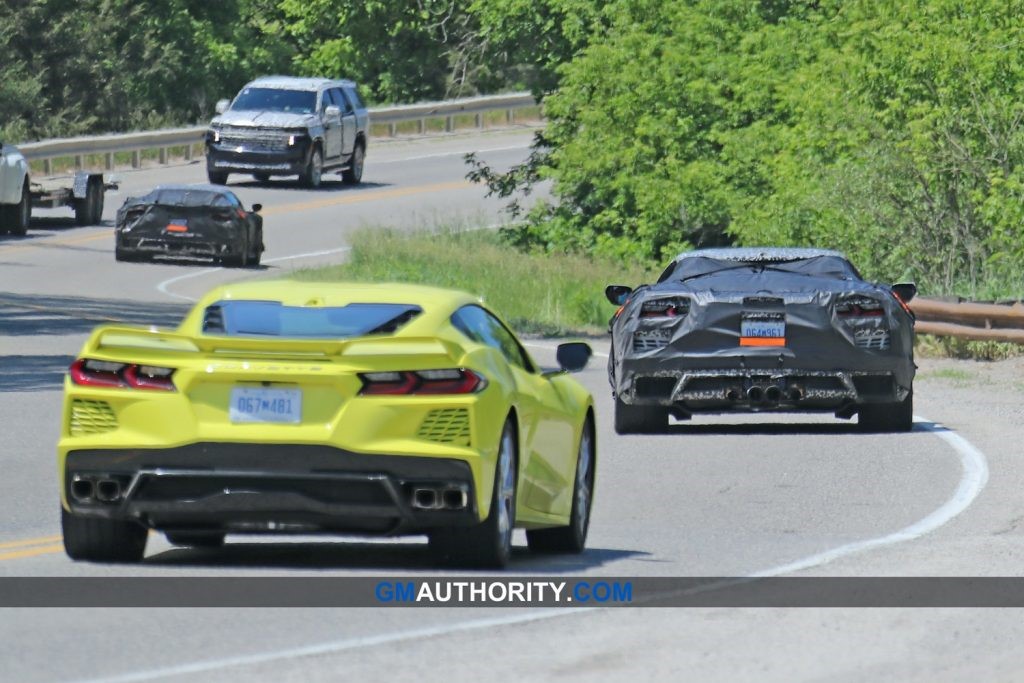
[9,181,30,236]
[74,178,103,226]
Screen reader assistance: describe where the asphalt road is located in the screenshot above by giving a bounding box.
[1,128,1022,683]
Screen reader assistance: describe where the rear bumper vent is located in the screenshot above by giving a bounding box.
[69,399,118,436]
[852,375,896,398]
[634,376,678,400]
[417,408,471,446]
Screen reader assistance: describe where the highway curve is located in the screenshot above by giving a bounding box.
[1,128,1023,683]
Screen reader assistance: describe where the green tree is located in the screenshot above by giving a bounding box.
[475,0,1024,296]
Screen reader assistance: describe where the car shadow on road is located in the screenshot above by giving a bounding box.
[139,255,272,270]
[0,291,189,337]
[644,419,940,436]
[0,219,110,242]
[657,421,863,436]
[25,217,110,231]
[143,541,645,573]
[232,179,391,193]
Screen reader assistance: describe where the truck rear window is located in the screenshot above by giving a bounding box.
[203,301,422,338]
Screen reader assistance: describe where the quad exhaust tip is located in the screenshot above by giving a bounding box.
[746,386,764,403]
[70,475,124,503]
[764,386,782,402]
[95,479,122,503]
[70,477,94,502]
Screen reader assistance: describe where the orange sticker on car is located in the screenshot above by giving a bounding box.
[739,337,786,347]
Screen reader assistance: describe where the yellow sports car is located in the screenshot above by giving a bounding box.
[58,281,595,568]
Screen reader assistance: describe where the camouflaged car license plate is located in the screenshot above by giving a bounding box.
[740,312,786,347]
[229,387,302,424]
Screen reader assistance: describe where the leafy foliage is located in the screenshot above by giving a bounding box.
[0,0,534,142]
[476,0,1024,297]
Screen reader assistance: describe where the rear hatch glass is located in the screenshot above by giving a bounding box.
[203,301,422,338]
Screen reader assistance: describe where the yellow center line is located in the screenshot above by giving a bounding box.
[260,179,473,216]
[0,179,476,256]
[0,543,64,561]
[0,534,63,551]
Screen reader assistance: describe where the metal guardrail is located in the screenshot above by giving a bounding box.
[911,297,1024,344]
[16,92,539,174]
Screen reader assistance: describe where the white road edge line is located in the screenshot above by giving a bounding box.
[154,247,353,302]
[155,267,221,302]
[70,413,989,683]
[748,413,989,577]
[72,609,577,683]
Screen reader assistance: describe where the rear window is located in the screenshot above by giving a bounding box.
[145,188,236,208]
[664,255,861,283]
[203,301,422,338]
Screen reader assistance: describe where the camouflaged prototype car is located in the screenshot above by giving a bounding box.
[606,247,917,434]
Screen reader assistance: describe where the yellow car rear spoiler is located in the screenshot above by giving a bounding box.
[84,325,462,363]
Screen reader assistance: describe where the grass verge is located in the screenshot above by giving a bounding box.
[290,226,1024,358]
[291,227,657,335]
[914,334,1024,361]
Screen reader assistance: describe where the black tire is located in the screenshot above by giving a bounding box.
[250,227,263,266]
[858,388,914,433]
[342,143,365,184]
[74,178,103,226]
[89,178,104,224]
[527,415,595,554]
[117,249,150,263]
[253,172,270,183]
[165,532,226,548]
[207,169,229,185]
[223,233,250,268]
[62,508,147,563]
[430,418,517,568]
[614,395,668,434]
[300,146,323,188]
[9,181,30,236]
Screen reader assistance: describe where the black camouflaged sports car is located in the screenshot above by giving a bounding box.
[605,247,918,434]
[115,184,264,267]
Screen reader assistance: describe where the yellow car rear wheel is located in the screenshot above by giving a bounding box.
[61,508,147,563]
[430,417,517,568]
[527,415,595,554]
